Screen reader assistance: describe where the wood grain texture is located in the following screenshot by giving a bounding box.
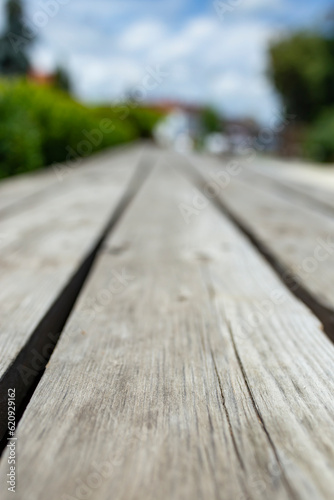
[0,145,143,381]
[187,153,334,317]
[0,144,139,219]
[242,162,334,219]
[2,154,334,500]
[247,156,334,211]
[0,170,55,217]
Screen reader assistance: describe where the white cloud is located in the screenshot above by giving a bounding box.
[118,20,166,52]
[183,17,215,40]
[30,46,56,72]
[211,71,280,122]
[70,55,142,101]
[239,0,284,12]
[1,0,284,123]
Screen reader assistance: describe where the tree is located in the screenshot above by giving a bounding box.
[268,32,334,123]
[53,66,72,93]
[0,0,34,76]
[201,106,223,135]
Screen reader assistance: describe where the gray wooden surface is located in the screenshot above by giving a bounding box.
[0,145,149,442]
[0,144,138,219]
[1,150,334,500]
[0,146,142,381]
[185,153,334,331]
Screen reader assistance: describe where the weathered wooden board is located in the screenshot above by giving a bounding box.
[186,153,334,327]
[0,146,144,390]
[248,156,334,204]
[0,144,139,218]
[3,157,334,499]
[0,169,55,217]
[243,160,334,217]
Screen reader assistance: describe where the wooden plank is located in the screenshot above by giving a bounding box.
[0,145,147,439]
[222,155,334,218]
[186,153,334,333]
[0,144,139,219]
[248,156,334,198]
[243,160,334,217]
[0,145,143,373]
[3,158,334,499]
[0,169,55,216]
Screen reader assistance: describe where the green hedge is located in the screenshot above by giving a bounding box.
[0,101,43,178]
[0,80,163,179]
[303,109,334,163]
[91,105,164,139]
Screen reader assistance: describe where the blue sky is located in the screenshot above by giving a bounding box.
[1,0,333,123]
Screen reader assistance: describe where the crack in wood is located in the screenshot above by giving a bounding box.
[0,156,154,454]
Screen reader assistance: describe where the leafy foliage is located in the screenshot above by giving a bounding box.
[0,104,43,178]
[0,0,34,76]
[53,66,72,93]
[269,31,334,162]
[92,105,165,139]
[0,80,163,178]
[269,33,334,122]
[303,109,334,163]
[201,106,223,135]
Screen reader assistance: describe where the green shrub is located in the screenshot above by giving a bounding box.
[128,107,165,138]
[0,79,162,179]
[92,105,164,139]
[303,109,334,163]
[2,81,137,165]
[91,106,139,145]
[0,86,43,178]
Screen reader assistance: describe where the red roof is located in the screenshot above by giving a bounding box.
[28,70,55,85]
[147,100,203,114]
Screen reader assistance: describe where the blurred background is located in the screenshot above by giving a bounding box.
[1,0,334,179]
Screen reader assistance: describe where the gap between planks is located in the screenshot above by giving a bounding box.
[2,157,334,499]
[180,154,334,343]
[0,152,155,450]
[241,168,334,223]
[0,143,141,220]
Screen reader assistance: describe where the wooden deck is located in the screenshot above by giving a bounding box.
[1,144,334,499]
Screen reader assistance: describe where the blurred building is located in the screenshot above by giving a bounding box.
[151,100,262,155]
[276,124,306,158]
[28,70,56,86]
[225,119,260,153]
[152,101,203,152]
